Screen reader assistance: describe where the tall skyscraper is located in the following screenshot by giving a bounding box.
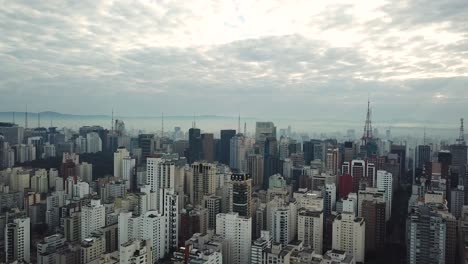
[390,144,406,182]
[351,160,365,192]
[303,141,314,165]
[146,157,176,211]
[5,217,31,263]
[113,147,129,179]
[86,132,102,153]
[122,156,136,191]
[138,134,154,159]
[417,145,431,169]
[81,199,105,239]
[188,128,202,164]
[332,212,365,263]
[297,208,323,254]
[231,173,252,218]
[377,170,393,221]
[201,133,214,162]
[219,129,236,165]
[204,195,222,230]
[230,134,247,172]
[191,162,217,206]
[247,154,264,187]
[255,122,276,142]
[407,205,446,264]
[216,212,252,264]
[361,198,386,253]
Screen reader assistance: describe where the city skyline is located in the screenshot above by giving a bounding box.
[1,0,467,120]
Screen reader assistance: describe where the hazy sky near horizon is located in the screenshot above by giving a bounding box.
[0,0,467,122]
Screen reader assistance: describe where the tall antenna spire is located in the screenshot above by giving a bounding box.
[457,118,465,145]
[244,122,247,136]
[25,105,28,129]
[111,109,114,133]
[238,114,241,134]
[361,99,373,145]
[423,127,426,145]
[161,112,164,138]
[12,112,15,124]
[193,113,196,128]
[37,112,40,128]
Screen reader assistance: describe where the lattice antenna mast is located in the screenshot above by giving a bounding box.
[361,99,373,144]
[38,112,40,128]
[423,127,426,145]
[457,118,465,145]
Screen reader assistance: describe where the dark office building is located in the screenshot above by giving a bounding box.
[391,144,406,183]
[362,200,386,253]
[450,144,467,167]
[201,133,214,162]
[219,129,236,165]
[231,173,252,218]
[438,151,452,178]
[188,128,202,164]
[138,134,154,159]
[303,141,314,165]
[417,145,431,169]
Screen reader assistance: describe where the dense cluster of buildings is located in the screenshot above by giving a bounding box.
[0,109,467,264]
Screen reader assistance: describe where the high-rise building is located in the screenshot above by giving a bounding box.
[361,199,386,254]
[119,211,166,263]
[146,157,176,211]
[5,217,31,263]
[332,212,365,263]
[231,173,252,218]
[450,144,468,167]
[450,185,464,219]
[407,205,446,264]
[119,240,153,264]
[377,170,393,221]
[351,160,365,192]
[122,156,136,191]
[113,147,129,179]
[86,132,102,153]
[138,134,154,159]
[326,148,341,176]
[390,144,406,183]
[188,128,202,164]
[216,212,252,264]
[160,188,179,254]
[81,199,105,239]
[251,231,272,264]
[219,129,236,165]
[417,145,431,169]
[201,133,215,162]
[297,208,323,254]
[303,141,314,166]
[191,162,217,206]
[247,154,264,187]
[0,122,24,145]
[343,141,355,163]
[230,134,247,172]
[204,195,222,230]
[255,122,276,142]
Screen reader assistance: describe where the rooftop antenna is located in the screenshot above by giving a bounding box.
[238,114,241,134]
[244,122,247,136]
[111,109,114,133]
[457,118,465,145]
[25,105,28,129]
[12,111,15,124]
[37,112,40,128]
[423,127,426,145]
[193,113,196,128]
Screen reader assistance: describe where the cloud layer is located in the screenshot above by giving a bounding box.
[0,0,467,124]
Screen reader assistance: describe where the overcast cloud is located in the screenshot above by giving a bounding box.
[0,0,467,123]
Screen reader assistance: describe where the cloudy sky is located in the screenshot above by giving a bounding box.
[0,0,467,124]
